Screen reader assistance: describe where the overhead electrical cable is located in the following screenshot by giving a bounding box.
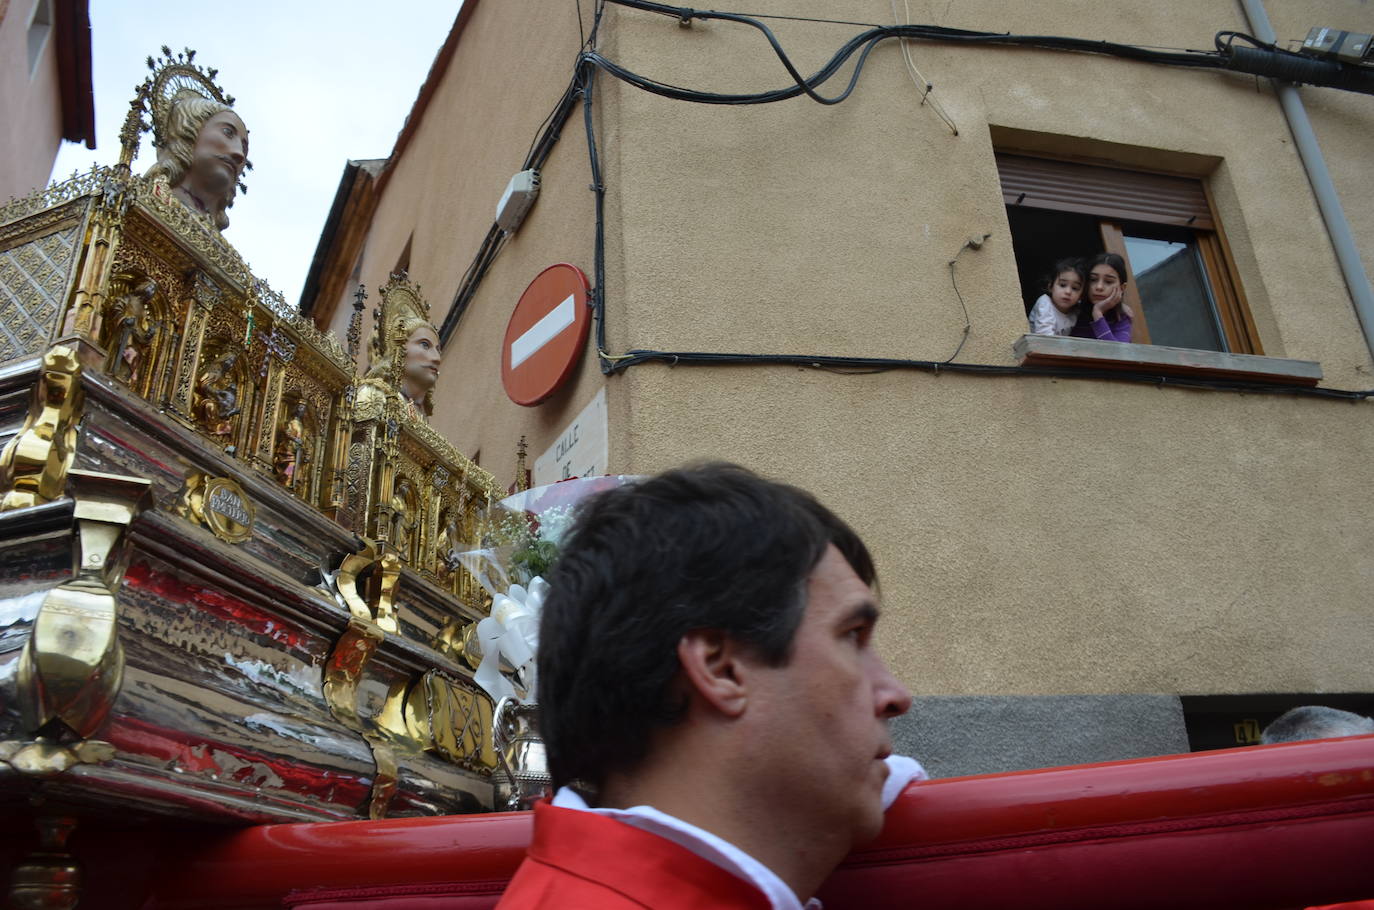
[440,0,1374,407]
[594,349,1373,401]
[593,0,1373,98]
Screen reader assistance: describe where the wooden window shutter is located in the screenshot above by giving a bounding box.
[996,154,1214,230]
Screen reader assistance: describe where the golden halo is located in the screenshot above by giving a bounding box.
[122,47,250,191]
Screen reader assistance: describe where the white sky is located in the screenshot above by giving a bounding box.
[51,0,462,307]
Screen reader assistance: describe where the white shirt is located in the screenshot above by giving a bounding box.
[551,755,928,910]
[1028,293,1077,336]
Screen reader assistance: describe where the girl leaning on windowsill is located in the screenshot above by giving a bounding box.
[1028,257,1087,337]
[1070,252,1134,343]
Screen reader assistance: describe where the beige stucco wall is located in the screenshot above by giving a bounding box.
[603,0,1374,694]
[0,0,64,202]
[331,0,618,482]
[343,0,1374,696]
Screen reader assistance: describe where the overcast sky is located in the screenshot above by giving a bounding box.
[51,1,461,307]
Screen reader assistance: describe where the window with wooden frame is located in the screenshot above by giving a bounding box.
[997,152,1260,354]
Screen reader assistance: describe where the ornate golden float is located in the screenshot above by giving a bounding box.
[0,49,505,870]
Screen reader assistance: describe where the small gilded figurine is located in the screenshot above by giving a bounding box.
[273,400,310,490]
[194,350,241,438]
[435,509,464,580]
[108,277,160,386]
[356,275,440,423]
[389,476,416,558]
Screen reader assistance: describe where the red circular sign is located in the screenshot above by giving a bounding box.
[501,264,592,407]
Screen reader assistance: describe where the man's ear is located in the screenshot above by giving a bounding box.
[677,629,749,718]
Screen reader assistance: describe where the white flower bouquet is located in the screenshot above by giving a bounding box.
[456,475,638,706]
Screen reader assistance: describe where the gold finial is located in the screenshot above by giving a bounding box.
[514,436,530,493]
[347,284,367,362]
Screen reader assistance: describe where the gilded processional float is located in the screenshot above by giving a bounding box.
[0,49,523,880]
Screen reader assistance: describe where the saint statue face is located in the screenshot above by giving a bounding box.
[400,325,441,403]
[182,110,248,214]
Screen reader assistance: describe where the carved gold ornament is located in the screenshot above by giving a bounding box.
[321,616,401,819]
[323,617,385,732]
[403,671,497,770]
[334,539,400,633]
[177,473,255,543]
[322,539,408,818]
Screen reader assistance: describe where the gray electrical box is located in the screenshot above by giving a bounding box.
[496,169,541,234]
[1301,26,1372,65]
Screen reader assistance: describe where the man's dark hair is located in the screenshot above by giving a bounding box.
[1260,705,1374,744]
[537,462,876,790]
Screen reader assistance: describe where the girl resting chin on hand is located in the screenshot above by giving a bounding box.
[1071,252,1134,343]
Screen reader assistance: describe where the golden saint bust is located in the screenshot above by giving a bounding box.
[145,90,248,231]
[357,276,440,423]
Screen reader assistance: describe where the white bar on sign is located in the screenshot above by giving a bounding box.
[510,294,576,369]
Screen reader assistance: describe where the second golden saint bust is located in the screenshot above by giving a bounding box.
[357,276,441,423]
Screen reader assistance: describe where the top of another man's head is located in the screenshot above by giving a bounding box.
[1260,705,1374,744]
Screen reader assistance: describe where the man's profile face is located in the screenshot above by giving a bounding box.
[188,110,248,203]
[745,544,912,844]
[402,325,441,397]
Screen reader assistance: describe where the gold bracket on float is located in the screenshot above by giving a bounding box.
[322,617,384,730]
[321,615,398,820]
[334,539,400,633]
[1,470,151,778]
[0,346,84,513]
[322,536,404,818]
[324,540,500,816]
[401,670,497,772]
[433,617,498,676]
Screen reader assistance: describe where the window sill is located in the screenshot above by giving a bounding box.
[1012,335,1322,387]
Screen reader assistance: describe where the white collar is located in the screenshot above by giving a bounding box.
[551,785,818,910]
[550,755,928,910]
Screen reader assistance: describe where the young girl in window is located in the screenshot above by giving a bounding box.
[1072,253,1134,342]
[1028,258,1086,336]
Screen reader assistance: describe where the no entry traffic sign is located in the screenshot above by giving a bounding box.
[501,263,592,407]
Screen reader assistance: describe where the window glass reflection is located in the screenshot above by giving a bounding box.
[1124,234,1226,352]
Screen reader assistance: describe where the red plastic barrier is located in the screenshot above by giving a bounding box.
[825,736,1374,909]
[142,737,1374,910]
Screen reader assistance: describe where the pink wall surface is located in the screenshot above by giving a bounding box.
[0,0,65,202]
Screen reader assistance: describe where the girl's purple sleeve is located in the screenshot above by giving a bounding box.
[1090,314,1133,343]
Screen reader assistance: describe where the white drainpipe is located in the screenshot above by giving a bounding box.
[1240,0,1374,361]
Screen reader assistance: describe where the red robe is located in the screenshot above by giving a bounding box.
[495,802,774,909]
